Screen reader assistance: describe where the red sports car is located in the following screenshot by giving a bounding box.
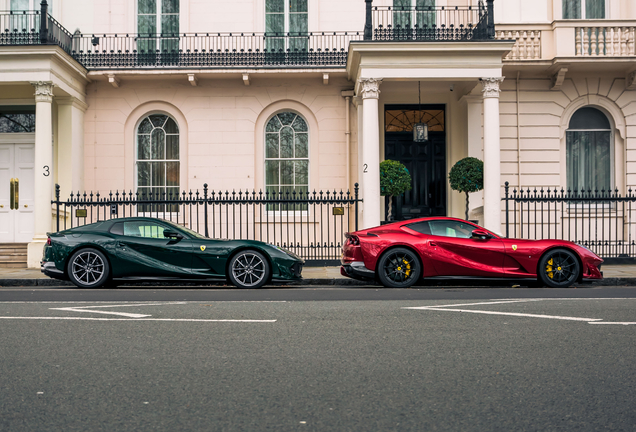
[340,217,603,288]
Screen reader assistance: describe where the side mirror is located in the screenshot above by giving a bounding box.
[471,229,492,240]
[163,230,183,240]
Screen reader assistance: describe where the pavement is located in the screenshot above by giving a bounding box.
[1,264,636,287]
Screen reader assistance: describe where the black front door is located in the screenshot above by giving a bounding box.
[384,105,448,220]
[384,105,446,221]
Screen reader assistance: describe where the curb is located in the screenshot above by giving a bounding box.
[1,277,636,288]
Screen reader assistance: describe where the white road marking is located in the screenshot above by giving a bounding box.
[588,322,636,325]
[0,317,276,322]
[404,306,603,322]
[422,299,544,308]
[48,302,188,318]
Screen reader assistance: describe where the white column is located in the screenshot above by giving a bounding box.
[57,97,87,198]
[465,95,484,221]
[480,77,504,234]
[359,78,382,229]
[28,81,54,268]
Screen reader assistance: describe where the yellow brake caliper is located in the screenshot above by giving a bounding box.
[403,259,411,277]
[546,258,554,279]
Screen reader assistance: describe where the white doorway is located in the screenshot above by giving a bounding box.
[0,139,35,243]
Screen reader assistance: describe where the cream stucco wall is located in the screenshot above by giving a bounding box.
[498,74,636,192]
[84,75,357,196]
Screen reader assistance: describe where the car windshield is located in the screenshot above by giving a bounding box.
[162,220,208,239]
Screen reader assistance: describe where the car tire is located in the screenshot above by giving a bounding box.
[538,248,580,288]
[67,248,110,289]
[377,247,421,288]
[228,250,270,289]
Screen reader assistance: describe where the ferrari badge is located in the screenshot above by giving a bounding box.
[200,245,206,251]
[512,245,517,251]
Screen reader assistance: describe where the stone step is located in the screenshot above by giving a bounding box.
[0,244,28,249]
[0,262,28,268]
[0,252,27,260]
[0,248,28,254]
[0,243,28,268]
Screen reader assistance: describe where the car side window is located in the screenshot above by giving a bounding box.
[428,221,473,239]
[110,222,124,236]
[406,222,431,235]
[123,221,166,239]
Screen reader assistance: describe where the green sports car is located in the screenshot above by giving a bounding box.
[41,217,304,288]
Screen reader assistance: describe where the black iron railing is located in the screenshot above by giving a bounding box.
[69,31,362,69]
[364,0,493,41]
[2,0,498,70]
[53,183,360,264]
[0,8,72,51]
[503,182,636,259]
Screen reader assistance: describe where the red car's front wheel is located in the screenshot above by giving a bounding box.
[377,248,421,288]
[538,248,580,288]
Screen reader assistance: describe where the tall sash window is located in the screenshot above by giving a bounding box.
[265,0,308,54]
[393,0,435,30]
[136,114,180,212]
[265,112,309,210]
[566,107,611,193]
[137,0,179,62]
[563,0,605,19]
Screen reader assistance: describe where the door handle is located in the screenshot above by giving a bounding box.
[430,241,437,246]
[9,178,15,210]
[12,178,19,210]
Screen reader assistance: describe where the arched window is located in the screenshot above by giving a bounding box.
[265,112,309,208]
[566,107,611,192]
[136,114,179,210]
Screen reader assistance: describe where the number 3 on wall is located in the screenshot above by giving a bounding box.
[363,164,368,173]
[43,165,50,177]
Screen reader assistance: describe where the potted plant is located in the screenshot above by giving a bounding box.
[380,160,412,221]
[448,157,484,220]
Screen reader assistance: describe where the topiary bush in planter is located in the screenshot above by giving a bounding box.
[380,159,412,221]
[449,157,484,220]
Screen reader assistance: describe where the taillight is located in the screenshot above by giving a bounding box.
[47,237,51,246]
[347,235,359,246]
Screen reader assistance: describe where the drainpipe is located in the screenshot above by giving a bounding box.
[517,71,521,189]
[342,90,355,191]
[364,0,373,41]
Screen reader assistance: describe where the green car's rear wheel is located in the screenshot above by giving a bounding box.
[228,250,270,289]
[67,248,110,288]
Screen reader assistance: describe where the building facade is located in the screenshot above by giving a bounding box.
[0,0,634,267]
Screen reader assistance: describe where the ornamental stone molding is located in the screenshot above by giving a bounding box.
[359,78,382,99]
[627,70,636,91]
[480,77,504,98]
[31,81,54,103]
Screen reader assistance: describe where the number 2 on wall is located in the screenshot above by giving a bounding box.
[363,164,368,173]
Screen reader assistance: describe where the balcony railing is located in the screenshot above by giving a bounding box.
[70,31,362,69]
[0,9,72,52]
[575,25,635,56]
[495,29,541,60]
[363,0,494,41]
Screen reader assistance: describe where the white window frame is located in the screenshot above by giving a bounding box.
[264,111,310,216]
[136,0,179,51]
[135,113,181,217]
[563,0,608,19]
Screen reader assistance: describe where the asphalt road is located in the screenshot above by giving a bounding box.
[1,286,635,431]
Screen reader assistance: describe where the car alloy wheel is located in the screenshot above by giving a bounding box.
[67,248,110,288]
[229,250,270,289]
[538,248,580,288]
[377,247,421,288]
